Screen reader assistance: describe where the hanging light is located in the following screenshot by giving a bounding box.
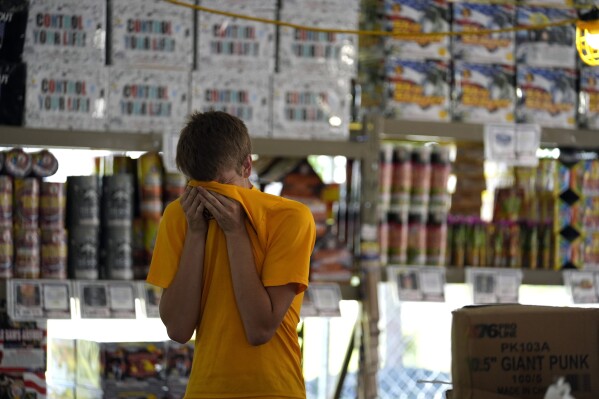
[576,7,599,66]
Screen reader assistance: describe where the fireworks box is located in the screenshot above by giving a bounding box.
[451,304,599,399]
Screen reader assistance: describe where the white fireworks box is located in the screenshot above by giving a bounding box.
[191,68,271,137]
[384,58,451,122]
[453,61,516,124]
[110,0,193,69]
[23,0,106,65]
[25,62,107,131]
[580,65,599,130]
[384,0,451,61]
[516,66,577,129]
[196,0,276,72]
[278,1,359,77]
[452,3,515,65]
[107,67,190,133]
[515,6,576,68]
[272,71,350,140]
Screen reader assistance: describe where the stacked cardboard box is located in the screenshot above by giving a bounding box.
[451,304,599,398]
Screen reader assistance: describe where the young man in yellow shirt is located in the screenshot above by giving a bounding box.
[146,111,316,398]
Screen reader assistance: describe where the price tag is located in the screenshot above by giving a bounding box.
[307,283,342,317]
[484,123,540,167]
[76,281,111,318]
[390,266,446,302]
[484,124,515,161]
[300,293,318,318]
[9,280,44,320]
[142,283,163,318]
[564,270,598,304]
[7,279,72,321]
[515,124,541,166]
[108,283,136,318]
[77,281,139,319]
[467,268,523,304]
[42,281,72,319]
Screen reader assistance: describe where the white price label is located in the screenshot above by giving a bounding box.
[564,270,598,304]
[77,282,110,319]
[9,280,43,320]
[42,281,72,319]
[419,268,446,302]
[467,268,523,304]
[484,123,540,167]
[7,279,72,320]
[308,283,342,317]
[392,266,446,302]
[109,284,136,314]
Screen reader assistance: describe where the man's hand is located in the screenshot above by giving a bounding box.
[180,186,209,233]
[195,186,245,234]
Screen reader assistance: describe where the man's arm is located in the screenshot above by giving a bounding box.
[159,186,208,344]
[196,186,298,346]
[227,227,299,346]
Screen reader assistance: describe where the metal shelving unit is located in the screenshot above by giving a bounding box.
[0,125,371,158]
[0,125,163,151]
[3,118,587,398]
[378,117,599,149]
[0,123,382,399]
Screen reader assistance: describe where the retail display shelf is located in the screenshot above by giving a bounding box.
[0,125,370,158]
[445,267,564,286]
[251,137,368,158]
[378,118,599,149]
[0,125,163,151]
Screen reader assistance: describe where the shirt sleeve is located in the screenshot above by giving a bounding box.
[146,200,186,288]
[261,200,316,293]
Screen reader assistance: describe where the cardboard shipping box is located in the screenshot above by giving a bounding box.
[451,304,599,399]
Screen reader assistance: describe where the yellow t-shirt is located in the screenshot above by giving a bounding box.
[147,181,316,399]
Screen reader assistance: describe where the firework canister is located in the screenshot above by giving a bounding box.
[164,172,187,206]
[0,175,12,228]
[67,176,100,227]
[102,226,133,280]
[4,147,32,177]
[522,221,539,270]
[102,174,134,227]
[40,182,66,228]
[112,155,135,174]
[98,155,135,176]
[407,214,426,266]
[390,144,412,220]
[41,228,67,279]
[426,216,447,266]
[388,212,408,265]
[409,146,431,218]
[94,156,107,176]
[0,227,12,278]
[14,228,40,278]
[507,221,521,268]
[68,225,99,280]
[13,177,39,229]
[379,215,389,266]
[429,145,451,215]
[138,152,163,219]
[379,144,394,212]
[31,149,59,178]
[132,218,146,279]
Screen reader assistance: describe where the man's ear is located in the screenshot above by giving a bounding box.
[242,155,252,178]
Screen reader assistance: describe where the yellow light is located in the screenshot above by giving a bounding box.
[576,19,599,66]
